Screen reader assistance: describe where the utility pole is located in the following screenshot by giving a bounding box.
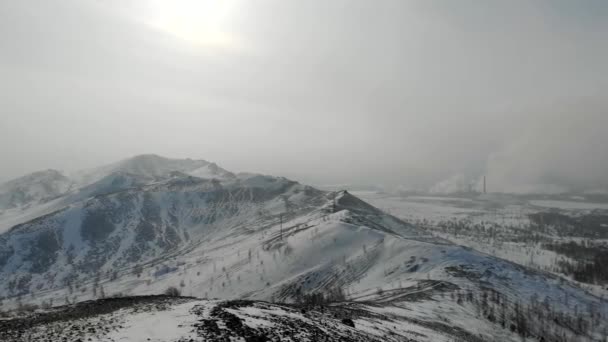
[483,176,487,194]
[332,194,337,213]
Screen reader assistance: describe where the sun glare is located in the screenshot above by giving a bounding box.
[146,0,239,50]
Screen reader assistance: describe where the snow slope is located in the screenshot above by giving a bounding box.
[0,155,236,234]
[0,169,72,210]
[71,154,235,186]
[0,296,548,342]
[0,157,607,341]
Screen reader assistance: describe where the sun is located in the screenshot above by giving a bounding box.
[145,0,240,50]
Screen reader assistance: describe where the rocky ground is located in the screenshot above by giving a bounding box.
[0,296,193,342]
[0,295,488,342]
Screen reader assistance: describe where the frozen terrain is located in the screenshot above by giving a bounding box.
[0,296,498,342]
[0,156,606,341]
[356,191,608,295]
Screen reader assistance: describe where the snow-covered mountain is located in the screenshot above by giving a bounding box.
[0,155,326,297]
[0,155,236,234]
[71,154,235,187]
[0,169,72,210]
[0,155,606,341]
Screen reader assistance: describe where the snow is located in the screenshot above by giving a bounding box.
[530,199,608,210]
[0,158,607,341]
[0,197,65,234]
[407,195,474,202]
[0,169,72,209]
[3,187,606,327]
[103,301,199,342]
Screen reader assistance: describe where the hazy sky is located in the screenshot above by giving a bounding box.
[1,0,607,192]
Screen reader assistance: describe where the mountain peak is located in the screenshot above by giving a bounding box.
[117,154,208,170]
[1,169,66,187]
[72,155,235,186]
[0,169,71,210]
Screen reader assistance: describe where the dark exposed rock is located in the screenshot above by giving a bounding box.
[341,318,355,328]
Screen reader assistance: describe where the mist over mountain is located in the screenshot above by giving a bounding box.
[1,2,607,340]
[1,1,607,193]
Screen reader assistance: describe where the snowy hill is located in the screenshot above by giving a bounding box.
[0,156,606,341]
[0,296,499,342]
[0,169,72,210]
[72,154,235,186]
[0,172,323,293]
[0,155,236,234]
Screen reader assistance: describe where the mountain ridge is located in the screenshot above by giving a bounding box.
[0,155,606,341]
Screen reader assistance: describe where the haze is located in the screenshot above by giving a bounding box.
[1,0,607,193]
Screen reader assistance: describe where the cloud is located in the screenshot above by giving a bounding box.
[0,0,606,192]
[482,101,608,193]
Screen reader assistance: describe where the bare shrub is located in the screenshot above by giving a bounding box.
[165,286,181,297]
